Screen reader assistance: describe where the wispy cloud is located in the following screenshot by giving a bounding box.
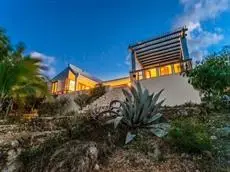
[30,51,56,78]
[125,52,131,66]
[174,0,229,61]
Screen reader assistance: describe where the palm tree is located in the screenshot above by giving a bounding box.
[0,27,11,62]
[0,27,49,117]
[0,57,48,116]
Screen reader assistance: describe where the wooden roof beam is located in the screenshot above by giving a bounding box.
[136,43,181,57]
[135,39,180,54]
[142,58,181,67]
[139,53,181,65]
[141,54,181,66]
[129,27,187,49]
[138,49,181,61]
[133,35,181,52]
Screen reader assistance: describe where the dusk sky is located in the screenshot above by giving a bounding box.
[1,0,230,80]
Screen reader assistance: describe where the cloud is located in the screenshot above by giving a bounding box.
[30,51,56,78]
[125,52,131,66]
[174,0,229,61]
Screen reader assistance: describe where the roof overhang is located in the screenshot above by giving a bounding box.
[129,27,189,68]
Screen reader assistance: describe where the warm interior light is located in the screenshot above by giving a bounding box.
[103,77,130,87]
[51,81,58,93]
[69,80,75,91]
[174,63,181,73]
[76,74,98,91]
[160,65,172,76]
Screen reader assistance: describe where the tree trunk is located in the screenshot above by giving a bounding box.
[5,99,13,118]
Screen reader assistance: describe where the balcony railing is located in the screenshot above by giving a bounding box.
[130,60,192,81]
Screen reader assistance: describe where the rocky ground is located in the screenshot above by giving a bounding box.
[82,88,125,113]
[100,148,198,172]
[0,103,229,172]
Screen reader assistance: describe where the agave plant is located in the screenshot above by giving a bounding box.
[99,82,170,144]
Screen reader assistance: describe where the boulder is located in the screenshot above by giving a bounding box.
[44,140,98,172]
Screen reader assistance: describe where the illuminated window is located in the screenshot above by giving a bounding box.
[150,68,157,78]
[52,82,58,93]
[78,83,88,91]
[145,68,157,78]
[69,80,75,91]
[138,72,143,80]
[160,65,172,76]
[174,63,181,73]
[85,86,90,90]
[145,70,151,79]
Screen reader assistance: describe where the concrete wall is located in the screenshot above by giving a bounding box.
[139,74,201,106]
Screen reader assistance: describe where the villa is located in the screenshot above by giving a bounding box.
[50,27,200,105]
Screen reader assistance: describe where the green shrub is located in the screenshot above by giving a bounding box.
[188,49,230,105]
[168,118,212,153]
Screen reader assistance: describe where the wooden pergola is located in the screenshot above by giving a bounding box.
[129,27,192,80]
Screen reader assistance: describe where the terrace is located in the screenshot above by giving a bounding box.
[129,27,192,81]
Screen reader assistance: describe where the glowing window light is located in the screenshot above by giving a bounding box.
[174,63,181,73]
[160,65,172,76]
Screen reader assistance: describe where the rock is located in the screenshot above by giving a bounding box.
[7,150,17,162]
[11,140,19,148]
[94,164,100,171]
[181,153,190,159]
[153,145,161,161]
[1,148,23,172]
[1,160,23,172]
[44,140,98,172]
[203,151,213,159]
[217,127,230,138]
[181,153,186,158]
[82,88,125,112]
[210,135,217,140]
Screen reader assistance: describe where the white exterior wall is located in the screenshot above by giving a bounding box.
[139,74,201,106]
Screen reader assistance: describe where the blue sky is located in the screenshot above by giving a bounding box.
[0,0,230,80]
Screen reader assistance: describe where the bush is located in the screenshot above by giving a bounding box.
[168,118,212,153]
[188,48,230,103]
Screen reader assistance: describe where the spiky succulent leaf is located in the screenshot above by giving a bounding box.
[152,89,164,105]
[114,116,123,128]
[145,113,163,125]
[149,99,165,117]
[138,92,155,123]
[101,82,168,144]
[105,116,123,129]
[149,123,170,137]
[125,131,136,144]
[134,88,148,124]
[122,88,132,103]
